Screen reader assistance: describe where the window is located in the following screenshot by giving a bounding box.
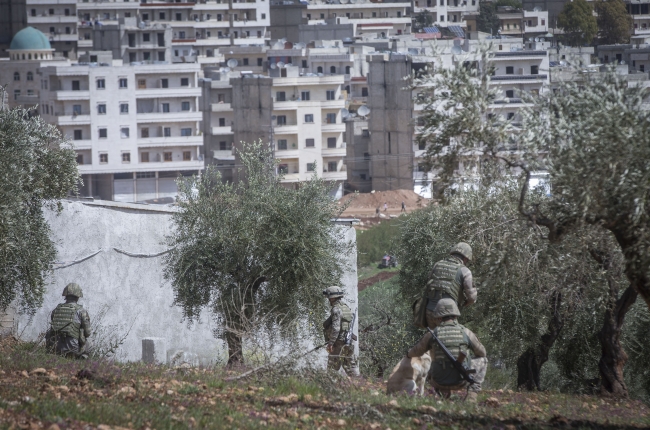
[345,66,351,74]
[120,103,129,114]
[506,66,514,75]
[276,91,286,101]
[49,8,54,15]
[31,9,35,17]
[143,33,150,42]
[317,66,323,74]
[277,115,287,125]
[279,164,288,174]
[361,87,368,97]
[277,139,288,150]
[72,80,80,91]
[507,112,515,120]
[159,12,166,20]
[99,153,108,163]
[219,118,226,127]
[531,65,539,75]
[307,163,316,172]
[257,58,263,66]
[129,53,136,62]
[141,128,149,138]
[304,114,314,123]
[138,79,146,89]
[119,78,128,88]
[326,113,336,124]
[326,90,335,100]
[176,13,182,21]
[97,104,106,114]
[642,64,646,72]
[13,72,20,81]
[301,91,310,100]
[162,103,170,113]
[505,90,514,98]
[181,77,189,86]
[397,11,402,17]
[73,130,83,140]
[541,19,545,26]
[14,90,20,100]
[261,13,266,19]
[143,52,151,61]
[181,128,192,136]
[306,138,315,147]
[158,52,165,61]
[328,161,337,172]
[327,137,336,148]
[72,105,82,115]
[164,127,171,137]
[362,129,370,137]
[141,152,150,163]
[360,173,367,180]
[330,66,336,73]
[243,58,249,66]
[363,152,370,160]
[76,154,84,164]
[164,152,172,161]
[121,127,130,138]
[26,72,33,81]
[97,79,105,89]
[181,101,190,111]
[161,78,169,88]
[183,151,191,161]
[122,152,131,163]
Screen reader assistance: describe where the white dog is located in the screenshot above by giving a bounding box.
[386,352,432,396]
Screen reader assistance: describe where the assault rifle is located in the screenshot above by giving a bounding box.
[426,326,476,385]
[345,308,358,345]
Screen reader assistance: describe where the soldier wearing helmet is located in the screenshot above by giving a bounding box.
[406,299,487,403]
[322,286,359,376]
[46,283,91,359]
[424,242,477,329]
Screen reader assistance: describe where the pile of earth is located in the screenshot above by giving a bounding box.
[339,189,428,211]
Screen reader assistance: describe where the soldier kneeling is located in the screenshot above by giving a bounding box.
[406,298,487,402]
[46,283,91,359]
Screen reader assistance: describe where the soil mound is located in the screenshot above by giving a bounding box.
[340,189,428,211]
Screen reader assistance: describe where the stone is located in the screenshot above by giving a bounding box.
[142,337,166,364]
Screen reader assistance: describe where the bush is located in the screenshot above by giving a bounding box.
[356,220,401,268]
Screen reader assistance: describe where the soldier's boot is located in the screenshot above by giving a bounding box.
[466,391,478,403]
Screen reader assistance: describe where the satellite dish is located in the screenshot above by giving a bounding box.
[540,38,545,42]
[451,45,462,55]
[138,21,145,29]
[227,58,238,68]
[270,62,277,69]
[317,72,324,77]
[350,0,357,4]
[277,61,285,68]
[341,108,350,118]
[294,42,305,49]
[535,37,540,42]
[341,0,349,3]
[223,67,231,72]
[358,105,370,117]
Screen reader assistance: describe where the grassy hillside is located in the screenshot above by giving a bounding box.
[356,220,401,268]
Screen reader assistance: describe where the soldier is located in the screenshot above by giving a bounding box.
[424,242,477,328]
[322,286,359,376]
[46,283,91,359]
[407,299,487,402]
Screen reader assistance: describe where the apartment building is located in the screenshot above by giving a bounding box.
[25,0,78,58]
[625,0,650,35]
[39,61,203,202]
[0,0,27,55]
[497,6,548,38]
[412,0,479,28]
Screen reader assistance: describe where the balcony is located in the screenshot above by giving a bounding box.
[212,149,234,160]
[71,139,92,150]
[280,173,300,182]
[136,111,201,123]
[211,102,232,112]
[135,87,201,98]
[322,171,347,181]
[138,135,202,148]
[491,74,548,82]
[274,122,299,134]
[321,121,345,132]
[54,113,91,125]
[29,15,78,23]
[210,125,233,135]
[321,147,346,157]
[52,90,90,100]
[274,148,300,158]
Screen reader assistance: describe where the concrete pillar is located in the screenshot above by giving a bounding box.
[142,337,166,363]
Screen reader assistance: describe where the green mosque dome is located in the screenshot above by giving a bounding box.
[10,27,52,51]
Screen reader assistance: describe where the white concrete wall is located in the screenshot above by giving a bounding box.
[14,200,358,366]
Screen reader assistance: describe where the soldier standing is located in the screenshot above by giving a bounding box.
[322,286,359,376]
[407,299,487,402]
[46,283,91,359]
[424,242,477,328]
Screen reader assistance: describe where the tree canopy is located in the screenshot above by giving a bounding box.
[0,92,79,314]
[558,0,597,46]
[413,10,434,33]
[164,141,352,364]
[477,2,501,35]
[595,0,631,45]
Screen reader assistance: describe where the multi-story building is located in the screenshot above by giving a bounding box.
[496,6,549,38]
[0,0,27,56]
[39,60,203,202]
[412,0,479,29]
[25,0,78,58]
[624,0,650,35]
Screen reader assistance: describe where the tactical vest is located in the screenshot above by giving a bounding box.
[51,303,82,340]
[426,257,464,303]
[323,301,353,341]
[431,321,470,368]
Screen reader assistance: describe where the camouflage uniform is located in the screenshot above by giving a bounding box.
[323,286,359,376]
[408,299,487,395]
[425,242,477,328]
[47,283,91,358]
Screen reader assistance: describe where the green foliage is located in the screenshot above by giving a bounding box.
[412,10,434,33]
[595,0,631,45]
[0,96,79,314]
[356,220,400,268]
[163,141,351,361]
[558,0,597,46]
[477,2,501,34]
[622,301,650,402]
[495,0,522,9]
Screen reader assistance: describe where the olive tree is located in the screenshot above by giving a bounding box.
[411,47,650,395]
[164,141,351,365]
[0,93,79,315]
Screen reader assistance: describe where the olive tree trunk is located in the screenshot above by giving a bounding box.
[517,291,564,391]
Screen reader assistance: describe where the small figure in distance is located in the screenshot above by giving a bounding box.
[46,283,91,359]
[406,299,487,403]
[322,286,359,376]
[401,201,406,213]
[376,206,380,218]
[424,242,476,329]
[384,202,388,212]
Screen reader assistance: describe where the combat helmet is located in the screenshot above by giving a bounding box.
[62,283,83,298]
[323,286,344,299]
[450,242,473,262]
[433,298,461,318]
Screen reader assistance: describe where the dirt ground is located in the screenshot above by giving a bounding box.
[339,190,430,218]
